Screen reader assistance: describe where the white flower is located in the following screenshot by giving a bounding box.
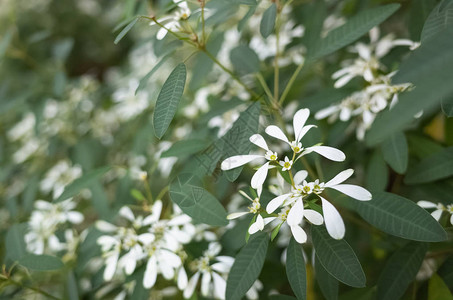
[418,201,453,225]
[227,187,265,234]
[150,1,191,40]
[40,160,82,199]
[279,156,293,171]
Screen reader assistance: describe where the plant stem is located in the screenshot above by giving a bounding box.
[156,185,169,201]
[201,0,206,45]
[279,60,305,105]
[8,279,61,300]
[143,179,154,204]
[273,1,281,104]
[256,73,274,101]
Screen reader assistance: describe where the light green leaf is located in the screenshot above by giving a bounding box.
[311,226,366,288]
[366,28,453,145]
[169,173,228,226]
[56,166,111,202]
[366,150,388,191]
[353,191,447,242]
[308,4,400,60]
[260,4,277,38]
[404,147,453,184]
[315,255,338,300]
[161,139,209,158]
[5,224,27,262]
[230,45,260,75]
[286,237,307,300]
[429,274,453,300]
[226,232,269,300]
[421,0,453,42]
[377,242,428,300]
[114,17,138,44]
[19,254,64,271]
[381,132,408,174]
[0,29,13,60]
[153,63,187,139]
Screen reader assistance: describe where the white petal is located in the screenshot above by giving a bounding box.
[315,106,339,120]
[103,252,119,281]
[265,125,289,144]
[290,225,307,243]
[306,146,345,162]
[297,125,317,142]
[266,193,291,213]
[334,74,355,88]
[168,214,192,226]
[293,109,310,142]
[183,271,200,298]
[138,233,155,245]
[67,211,84,224]
[431,209,443,221]
[329,184,372,201]
[249,134,269,151]
[304,209,324,225]
[251,162,269,189]
[211,262,231,273]
[178,267,188,290]
[143,256,157,289]
[248,215,264,234]
[325,169,354,187]
[227,212,249,220]
[450,213,453,226]
[119,206,135,222]
[156,27,168,40]
[287,199,304,226]
[417,201,437,209]
[293,170,308,185]
[212,272,227,299]
[215,256,235,267]
[221,155,262,170]
[96,220,117,232]
[201,272,212,296]
[321,197,345,239]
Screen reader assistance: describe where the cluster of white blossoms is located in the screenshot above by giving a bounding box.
[25,198,84,255]
[149,0,191,40]
[315,27,418,140]
[222,108,372,242]
[418,201,453,226]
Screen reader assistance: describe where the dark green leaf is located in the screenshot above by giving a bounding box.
[226,232,269,300]
[286,238,307,300]
[161,139,209,158]
[308,4,400,59]
[381,132,408,174]
[5,224,27,262]
[438,256,453,290]
[230,45,260,75]
[269,296,297,300]
[311,226,366,288]
[19,254,64,271]
[421,0,453,42]
[153,63,187,139]
[428,274,453,300]
[260,4,277,38]
[366,150,388,191]
[169,173,228,226]
[114,17,139,44]
[405,147,453,184]
[377,242,428,300]
[56,166,111,202]
[315,255,339,300]
[353,191,447,242]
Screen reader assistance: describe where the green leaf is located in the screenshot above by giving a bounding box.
[429,274,453,300]
[315,255,338,300]
[230,45,260,75]
[405,147,453,184]
[169,173,228,226]
[260,4,277,38]
[238,5,257,32]
[5,224,27,262]
[377,242,428,300]
[353,191,447,242]
[366,150,388,191]
[226,232,269,300]
[130,189,146,201]
[381,132,408,174]
[441,95,453,117]
[421,0,453,42]
[0,28,13,60]
[269,296,297,300]
[366,28,453,145]
[286,238,307,300]
[135,52,174,95]
[311,226,366,288]
[161,139,209,158]
[438,256,453,290]
[114,17,138,44]
[19,254,64,271]
[308,4,400,60]
[153,63,187,139]
[56,166,111,202]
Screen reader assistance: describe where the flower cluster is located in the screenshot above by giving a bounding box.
[223,108,372,242]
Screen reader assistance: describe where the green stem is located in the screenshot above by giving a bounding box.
[256,73,274,101]
[156,185,169,201]
[143,180,154,204]
[8,279,61,300]
[273,1,281,104]
[279,60,305,105]
[201,0,206,45]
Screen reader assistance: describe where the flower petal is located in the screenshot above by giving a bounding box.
[221,155,262,170]
[212,272,227,299]
[325,169,354,187]
[293,108,310,142]
[329,184,372,201]
[201,272,212,296]
[266,193,291,213]
[178,267,188,290]
[304,209,324,225]
[251,162,269,189]
[431,209,443,221]
[227,212,249,220]
[321,197,345,239]
[290,225,307,243]
[248,214,264,234]
[306,146,345,162]
[293,170,308,185]
[143,255,157,288]
[417,201,437,209]
[183,271,200,299]
[265,125,289,144]
[119,206,135,222]
[249,134,269,151]
[287,199,304,226]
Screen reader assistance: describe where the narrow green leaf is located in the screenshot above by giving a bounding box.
[315,255,338,300]
[0,29,13,60]
[238,5,257,32]
[271,221,283,241]
[377,242,428,300]
[308,4,400,60]
[114,17,138,44]
[260,4,277,38]
[226,232,269,300]
[353,191,447,242]
[366,150,388,191]
[66,271,79,300]
[381,132,408,174]
[153,63,187,139]
[130,189,146,201]
[429,274,453,300]
[286,238,307,300]
[311,226,366,288]
[19,254,64,271]
[56,166,111,202]
[5,224,27,262]
[161,139,209,158]
[230,45,260,75]
[404,147,453,184]
[169,173,228,226]
[421,0,453,42]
